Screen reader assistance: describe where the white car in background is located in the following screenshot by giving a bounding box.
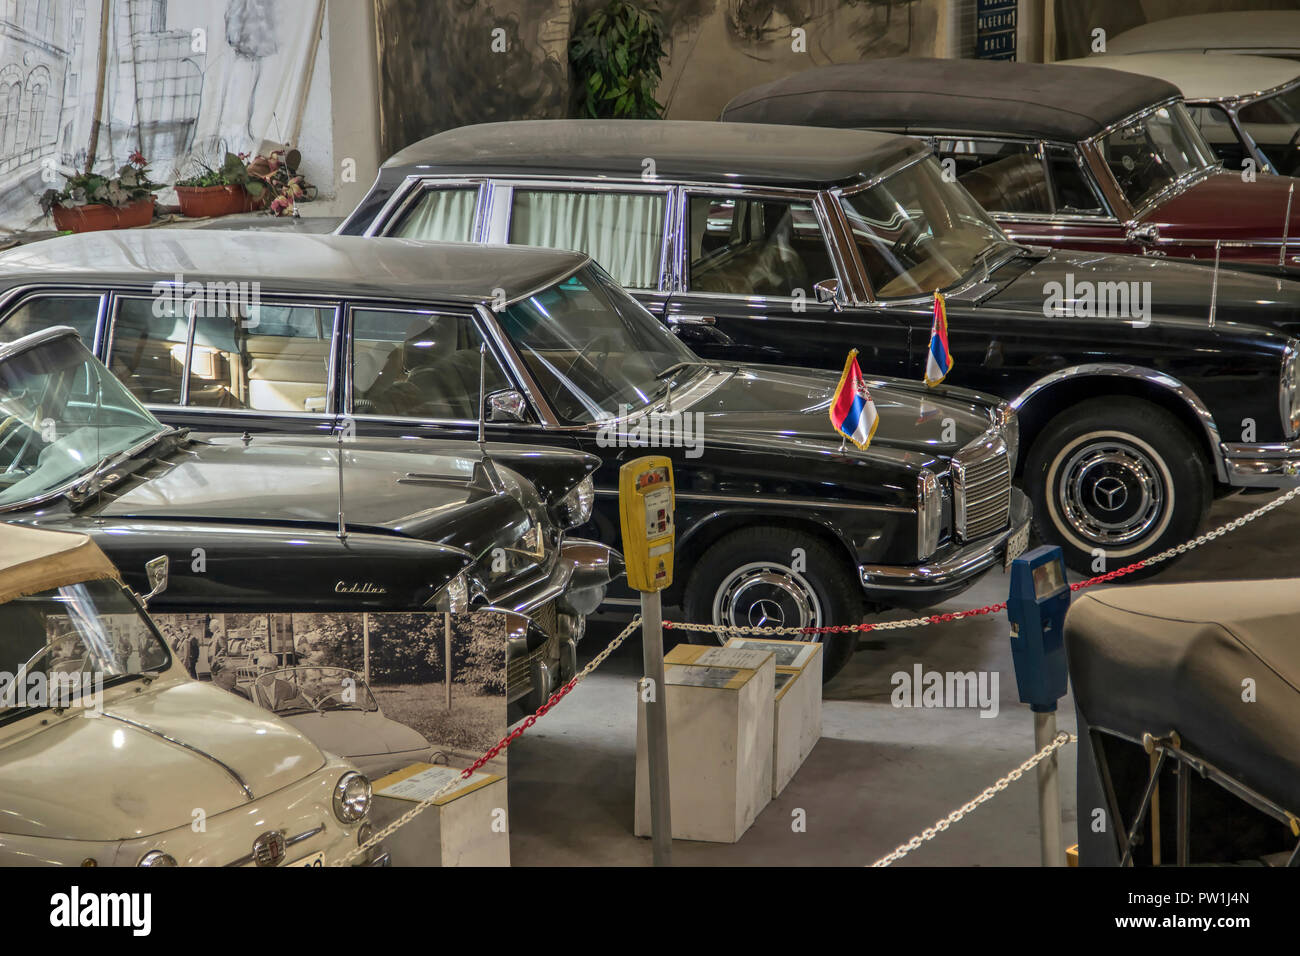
[251,666,435,778]
[1061,52,1300,177]
[1103,11,1300,59]
[0,523,387,867]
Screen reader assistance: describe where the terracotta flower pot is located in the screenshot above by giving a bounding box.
[52,197,155,233]
[175,184,263,218]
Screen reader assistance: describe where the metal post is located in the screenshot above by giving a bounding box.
[444,612,453,710]
[1034,711,1066,866]
[362,613,370,686]
[640,589,672,866]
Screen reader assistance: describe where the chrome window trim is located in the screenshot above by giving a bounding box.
[1010,363,1228,482]
[1086,97,1223,221]
[0,286,108,353]
[362,175,489,240]
[107,287,341,413]
[674,182,846,302]
[480,177,675,293]
[341,301,532,424]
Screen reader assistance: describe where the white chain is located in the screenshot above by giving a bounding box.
[870,731,1078,867]
[331,616,642,866]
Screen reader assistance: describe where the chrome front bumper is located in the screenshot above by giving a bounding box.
[1221,441,1300,487]
[859,488,1032,593]
[497,539,623,708]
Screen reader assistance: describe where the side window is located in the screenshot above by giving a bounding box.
[108,295,333,411]
[1235,88,1300,176]
[685,193,835,297]
[108,296,187,406]
[389,186,479,241]
[1186,104,1249,171]
[0,294,101,346]
[190,302,333,411]
[350,308,510,420]
[1044,145,1106,215]
[937,138,1051,215]
[509,189,665,289]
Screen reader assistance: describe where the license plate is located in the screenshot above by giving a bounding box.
[1004,523,1030,569]
[287,852,325,867]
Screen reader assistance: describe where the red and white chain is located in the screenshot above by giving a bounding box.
[664,485,1300,639]
[332,615,642,866]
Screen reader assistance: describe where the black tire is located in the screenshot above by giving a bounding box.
[1023,398,1211,579]
[682,527,864,681]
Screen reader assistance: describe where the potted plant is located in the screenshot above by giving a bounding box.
[38,151,161,233]
[246,148,317,216]
[174,152,267,218]
[570,0,667,119]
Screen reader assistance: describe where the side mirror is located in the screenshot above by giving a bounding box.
[486,389,528,423]
[814,278,842,311]
[141,555,169,607]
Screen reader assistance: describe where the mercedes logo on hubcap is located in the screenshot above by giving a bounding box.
[748,599,785,628]
[1092,476,1129,513]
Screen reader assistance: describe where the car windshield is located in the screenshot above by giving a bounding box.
[1095,102,1220,210]
[0,579,171,722]
[1237,81,1300,176]
[838,156,1016,299]
[0,333,166,509]
[253,666,378,717]
[497,263,701,424]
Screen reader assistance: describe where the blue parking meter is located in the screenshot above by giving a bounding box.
[1007,546,1071,713]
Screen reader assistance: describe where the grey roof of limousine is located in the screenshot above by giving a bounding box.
[0,231,590,303]
[719,57,1184,143]
[377,119,929,189]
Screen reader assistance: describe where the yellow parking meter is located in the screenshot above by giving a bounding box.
[619,455,674,865]
[618,456,675,593]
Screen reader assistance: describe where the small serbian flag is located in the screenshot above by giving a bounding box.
[925,291,954,387]
[829,349,879,451]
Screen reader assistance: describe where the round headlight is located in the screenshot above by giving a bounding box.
[555,475,595,529]
[333,772,372,824]
[138,850,177,867]
[434,571,471,613]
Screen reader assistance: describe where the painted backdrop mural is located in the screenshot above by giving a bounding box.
[0,0,330,233]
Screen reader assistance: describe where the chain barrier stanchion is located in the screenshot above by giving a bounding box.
[870,731,1078,867]
[333,615,642,866]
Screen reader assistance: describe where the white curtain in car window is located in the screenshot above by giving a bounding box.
[393,188,478,241]
[510,191,664,289]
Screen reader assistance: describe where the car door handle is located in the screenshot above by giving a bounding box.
[668,314,716,326]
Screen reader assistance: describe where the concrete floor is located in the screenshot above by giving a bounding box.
[506,492,1291,866]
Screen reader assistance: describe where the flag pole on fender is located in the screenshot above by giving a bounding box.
[829,349,879,452]
[925,291,954,387]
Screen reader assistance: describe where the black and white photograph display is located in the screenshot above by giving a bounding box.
[153,610,509,776]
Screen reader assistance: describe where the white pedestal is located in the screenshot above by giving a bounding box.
[371,763,509,866]
[635,644,775,843]
[724,638,824,796]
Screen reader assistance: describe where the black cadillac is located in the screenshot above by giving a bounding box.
[0,325,614,710]
[338,119,1300,576]
[0,231,1027,679]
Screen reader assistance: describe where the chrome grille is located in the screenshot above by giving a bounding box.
[953,434,1012,542]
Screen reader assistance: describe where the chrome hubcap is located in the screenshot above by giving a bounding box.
[712,562,823,643]
[1058,440,1165,546]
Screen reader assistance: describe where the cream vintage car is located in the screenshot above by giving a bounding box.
[0,523,387,867]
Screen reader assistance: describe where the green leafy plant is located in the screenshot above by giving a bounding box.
[38,150,162,215]
[570,0,667,119]
[175,151,266,201]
